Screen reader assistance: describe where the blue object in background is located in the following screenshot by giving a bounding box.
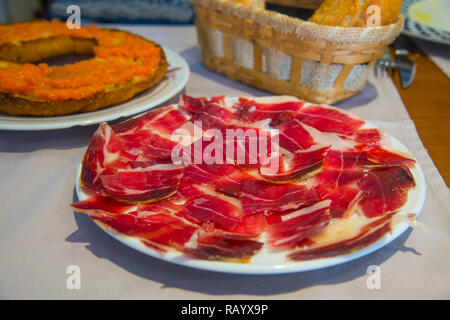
[47,0,195,24]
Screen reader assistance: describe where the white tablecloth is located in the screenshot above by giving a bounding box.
[0,25,449,299]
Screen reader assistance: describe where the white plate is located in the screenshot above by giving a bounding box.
[402,0,450,45]
[0,47,190,131]
[74,133,426,275]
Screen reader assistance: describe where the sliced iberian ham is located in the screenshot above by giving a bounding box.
[112,106,190,161]
[99,162,185,202]
[73,95,418,263]
[288,213,395,260]
[366,146,416,167]
[233,97,305,126]
[358,166,415,218]
[71,193,137,216]
[72,195,196,253]
[315,150,367,189]
[259,145,330,182]
[314,150,367,218]
[295,104,366,135]
[81,123,137,193]
[112,105,189,136]
[178,95,235,131]
[341,128,386,151]
[275,119,316,152]
[214,169,255,198]
[240,179,321,215]
[266,200,331,248]
[105,213,197,253]
[183,230,263,261]
[176,194,245,231]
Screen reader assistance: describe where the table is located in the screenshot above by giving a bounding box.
[0,25,449,300]
[390,43,450,187]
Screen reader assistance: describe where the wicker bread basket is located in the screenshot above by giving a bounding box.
[266,0,324,10]
[193,0,404,104]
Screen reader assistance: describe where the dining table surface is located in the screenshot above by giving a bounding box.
[389,43,450,187]
[0,23,449,300]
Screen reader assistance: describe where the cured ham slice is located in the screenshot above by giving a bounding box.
[267,201,331,248]
[81,123,137,193]
[179,95,235,131]
[182,163,238,185]
[295,104,365,135]
[289,213,395,260]
[314,150,367,217]
[358,166,415,218]
[275,119,316,152]
[118,131,179,161]
[72,196,197,253]
[112,105,190,136]
[315,185,361,218]
[228,213,267,237]
[177,194,244,231]
[214,169,255,198]
[113,106,190,161]
[366,146,416,167]
[183,230,263,261]
[100,163,185,202]
[259,145,330,182]
[240,179,321,215]
[234,97,305,126]
[71,194,137,216]
[108,213,198,252]
[316,150,367,189]
[342,128,386,151]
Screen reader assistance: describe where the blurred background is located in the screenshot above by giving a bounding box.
[0,0,195,24]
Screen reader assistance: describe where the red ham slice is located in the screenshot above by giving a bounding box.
[358,166,415,218]
[341,128,386,151]
[214,169,254,198]
[183,230,263,261]
[177,194,244,231]
[228,213,267,237]
[179,95,235,132]
[266,200,331,248]
[71,194,136,216]
[81,123,137,193]
[366,146,416,167]
[240,179,321,215]
[118,131,179,161]
[289,213,395,260]
[275,119,316,152]
[182,163,238,184]
[73,196,197,253]
[112,105,189,136]
[295,104,365,135]
[259,145,330,182]
[100,163,185,202]
[316,185,362,218]
[113,106,190,161]
[234,97,305,126]
[314,150,367,218]
[316,150,367,189]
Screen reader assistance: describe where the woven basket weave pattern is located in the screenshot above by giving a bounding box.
[266,0,324,10]
[194,0,403,104]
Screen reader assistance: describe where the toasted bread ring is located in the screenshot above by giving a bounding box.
[0,20,168,116]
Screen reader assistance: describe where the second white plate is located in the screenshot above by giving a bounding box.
[0,47,190,131]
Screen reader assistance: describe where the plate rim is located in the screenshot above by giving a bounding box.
[0,47,190,131]
[73,127,427,275]
[401,0,450,45]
